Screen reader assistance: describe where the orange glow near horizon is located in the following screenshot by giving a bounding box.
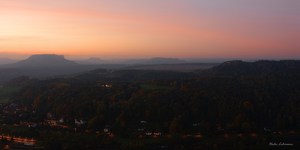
[1,0,300,59]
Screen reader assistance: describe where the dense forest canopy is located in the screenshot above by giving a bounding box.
[1,60,299,149]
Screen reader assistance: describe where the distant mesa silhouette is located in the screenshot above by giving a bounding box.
[12,54,77,68]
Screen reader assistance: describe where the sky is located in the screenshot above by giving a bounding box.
[0,0,300,59]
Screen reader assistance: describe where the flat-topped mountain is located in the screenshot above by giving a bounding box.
[0,54,97,83]
[11,54,77,68]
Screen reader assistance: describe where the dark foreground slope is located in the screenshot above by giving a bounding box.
[1,60,299,149]
[206,60,300,76]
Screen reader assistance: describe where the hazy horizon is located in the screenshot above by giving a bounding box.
[0,53,300,63]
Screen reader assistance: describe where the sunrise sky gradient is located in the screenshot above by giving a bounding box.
[1,0,300,59]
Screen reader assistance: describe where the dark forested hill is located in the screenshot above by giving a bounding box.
[205,60,300,76]
[2,60,300,149]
